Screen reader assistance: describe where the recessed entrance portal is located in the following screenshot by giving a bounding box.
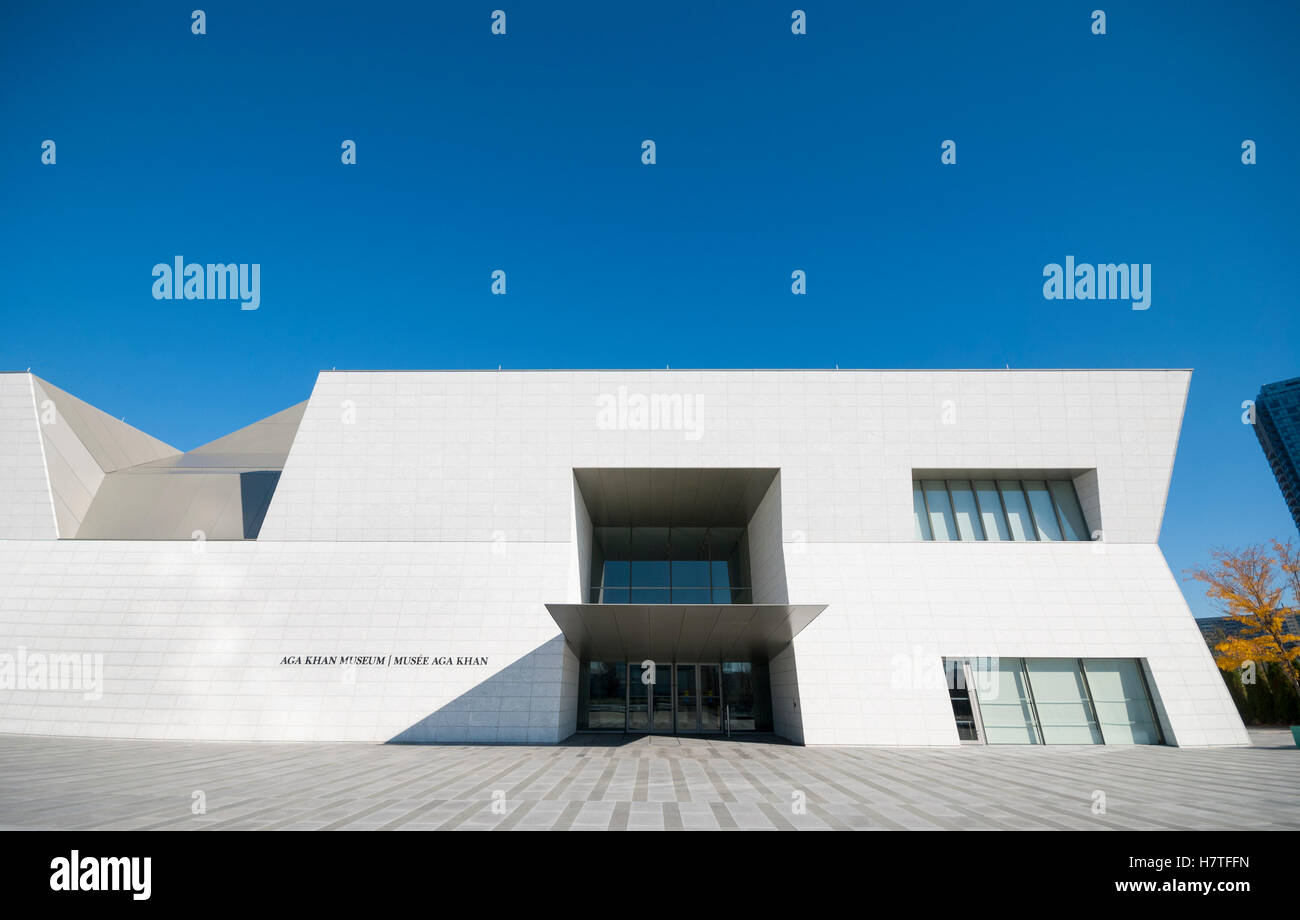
[577,660,769,734]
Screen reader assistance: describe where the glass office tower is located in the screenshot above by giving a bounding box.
[1255,376,1300,536]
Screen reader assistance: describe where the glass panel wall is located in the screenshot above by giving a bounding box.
[1050,480,1090,541]
[591,527,751,603]
[578,661,628,730]
[1023,481,1063,542]
[721,662,757,730]
[1083,658,1162,744]
[915,477,1092,543]
[947,480,985,541]
[651,663,673,731]
[971,657,1041,744]
[1024,658,1102,743]
[973,479,1011,541]
[675,664,698,731]
[913,483,933,540]
[699,664,722,731]
[627,663,650,731]
[922,480,957,541]
[998,480,1038,541]
[944,658,980,740]
[953,657,1163,745]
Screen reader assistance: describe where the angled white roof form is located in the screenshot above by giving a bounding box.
[136,402,307,471]
[33,377,179,472]
[72,402,307,539]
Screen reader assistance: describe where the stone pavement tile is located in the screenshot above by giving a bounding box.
[2,732,1296,832]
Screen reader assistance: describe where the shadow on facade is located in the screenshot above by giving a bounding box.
[385,637,572,745]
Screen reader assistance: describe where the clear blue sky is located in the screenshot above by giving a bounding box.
[2,1,1297,616]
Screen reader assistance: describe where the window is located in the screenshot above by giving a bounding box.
[998,480,1038,541]
[946,657,1163,745]
[1084,658,1163,744]
[973,479,1011,540]
[1024,481,1063,542]
[970,657,1042,744]
[945,659,981,740]
[922,480,957,541]
[948,480,985,541]
[591,526,751,604]
[912,483,932,540]
[1024,658,1102,743]
[1050,480,1090,540]
[915,476,1091,542]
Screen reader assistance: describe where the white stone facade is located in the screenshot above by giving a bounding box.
[0,369,1251,746]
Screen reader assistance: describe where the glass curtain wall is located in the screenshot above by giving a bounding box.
[970,657,1042,744]
[954,657,1162,745]
[577,661,628,731]
[577,660,765,732]
[914,478,1090,542]
[1024,658,1103,743]
[1084,658,1163,743]
[590,526,750,603]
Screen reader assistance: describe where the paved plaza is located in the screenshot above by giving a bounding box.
[0,730,1294,831]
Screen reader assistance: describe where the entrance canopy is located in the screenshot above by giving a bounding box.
[545,603,826,662]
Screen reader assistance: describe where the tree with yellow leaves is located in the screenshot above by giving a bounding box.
[1187,540,1300,698]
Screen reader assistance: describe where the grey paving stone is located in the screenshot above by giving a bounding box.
[0,730,1294,831]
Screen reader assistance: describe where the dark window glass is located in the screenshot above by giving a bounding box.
[631,560,669,588]
[603,560,630,587]
[671,560,710,587]
[592,527,750,604]
[579,661,627,731]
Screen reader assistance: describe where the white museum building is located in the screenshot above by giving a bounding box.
[0,369,1251,747]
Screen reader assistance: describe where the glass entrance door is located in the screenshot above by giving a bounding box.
[627,662,673,732]
[651,664,673,731]
[620,661,730,733]
[676,664,698,732]
[699,664,722,732]
[627,662,649,731]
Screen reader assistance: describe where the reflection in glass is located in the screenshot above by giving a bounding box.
[627,663,649,731]
[651,663,673,731]
[579,661,627,730]
[1024,480,1063,541]
[943,658,979,740]
[913,482,933,540]
[591,527,752,603]
[965,657,1164,746]
[699,664,722,731]
[923,480,957,541]
[722,662,757,730]
[1050,480,1090,541]
[676,664,698,731]
[1024,658,1102,743]
[671,560,710,604]
[997,480,1038,541]
[631,560,670,587]
[915,477,1093,543]
[972,657,1041,743]
[947,480,985,541]
[1083,659,1161,744]
[973,479,1011,541]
